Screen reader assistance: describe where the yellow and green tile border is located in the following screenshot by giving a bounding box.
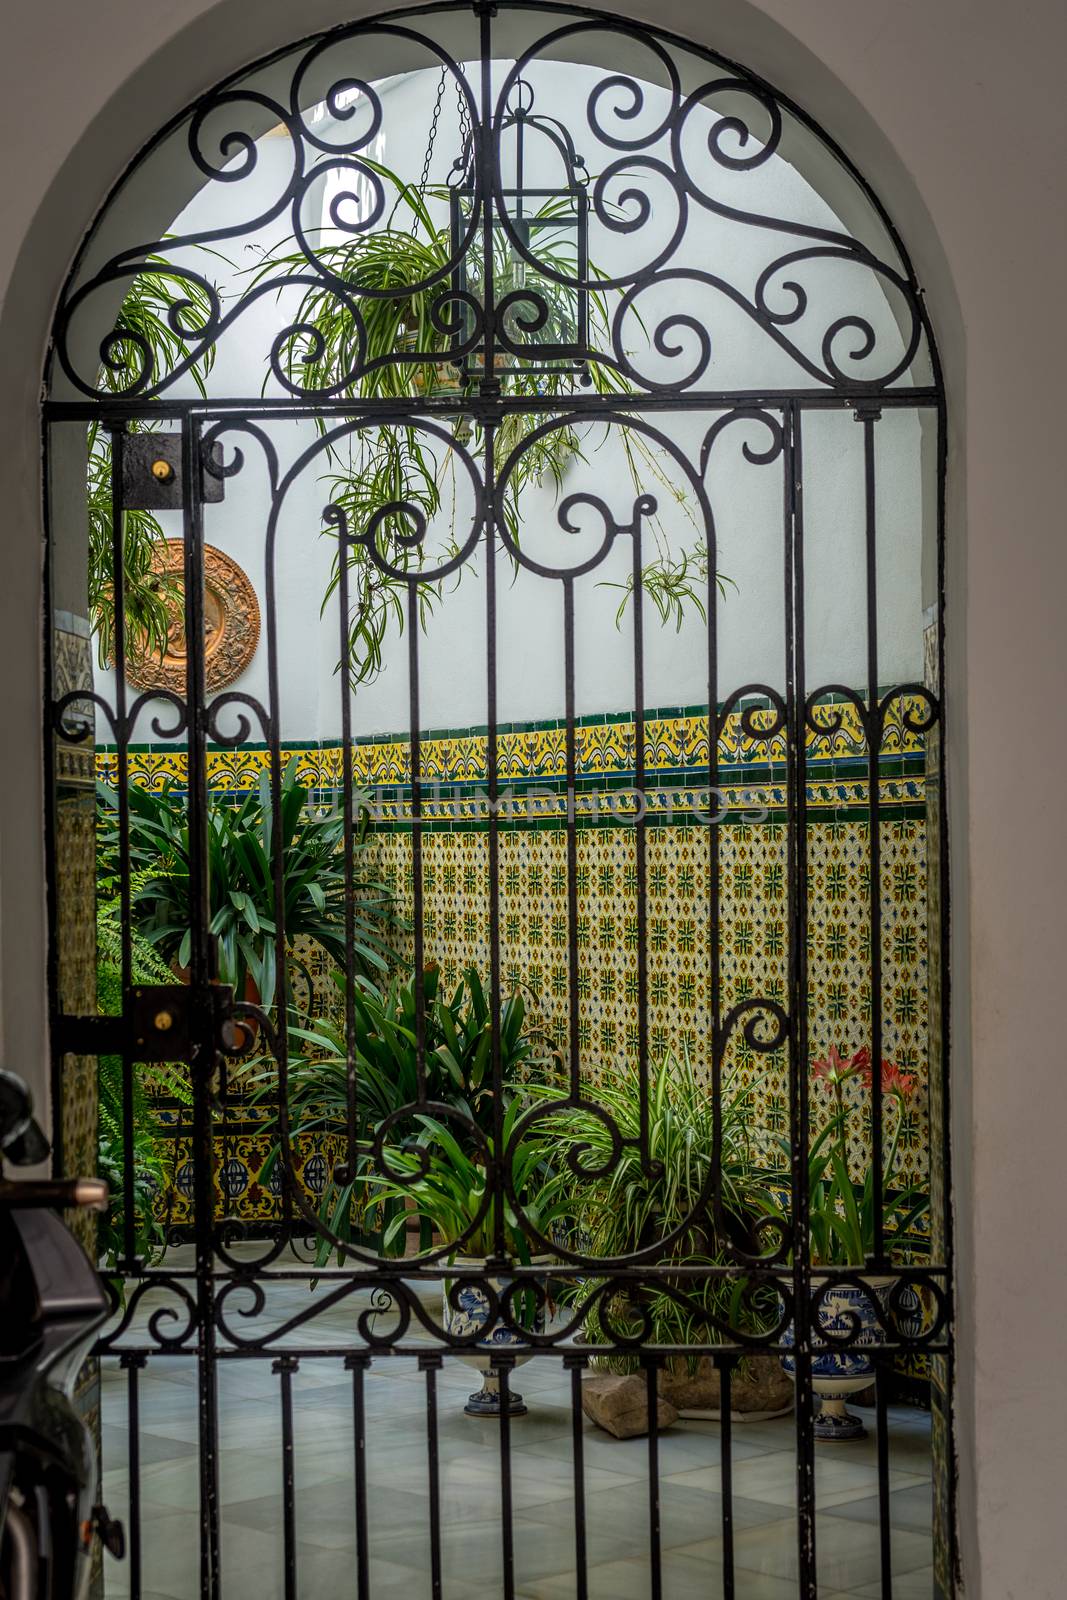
[98,690,927,824]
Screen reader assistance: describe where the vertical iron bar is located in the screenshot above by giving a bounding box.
[718,1355,735,1599]
[121,1353,146,1600]
[477,0,507,1263]
[107,425,132,993]
[107,425,138,1269]
[645,1359,662,1600]
[631,512,650,1166]
[566,1355,588,1600]
[935,393,959,1589]
[347,1354,370,1600]
[408,581,427,1097]
[563,578,581,1098]
[498,1358,515,1600]
[484,421,505,1258]
[181,415,220,1600]
[477,2,497,384]
[862,403,894,1597]
[706,431,724,1322]
[875,1357,894,1598]
[41,416,62,1170]
[275,1356,298,1600]
[421,1354,443,1600]
[262,421,295,1246]
[337,526,359,1168]
[859,405,886,1264]
[785,402,817,1597]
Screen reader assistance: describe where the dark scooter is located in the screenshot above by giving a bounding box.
[0,1070,124,1599]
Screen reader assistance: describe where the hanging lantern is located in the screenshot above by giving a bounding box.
[448,77,590,382]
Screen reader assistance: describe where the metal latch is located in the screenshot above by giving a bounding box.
[129,983,237,1060]
[120,431,226,510]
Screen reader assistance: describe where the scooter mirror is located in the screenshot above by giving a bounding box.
[0,1070,50,1166]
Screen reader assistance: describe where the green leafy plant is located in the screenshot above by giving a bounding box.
[251,159,723,681]
[282,961,543,1134]
[365,1094,564,1264]
[530,1049,779,1369]
[96,878,191,1273]
[88,254,221,665]
[97,759,397,1013]
[755,1045,929,1267]
[257,962,551,1261]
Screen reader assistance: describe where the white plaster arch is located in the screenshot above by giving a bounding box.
[3,4,1065,1597]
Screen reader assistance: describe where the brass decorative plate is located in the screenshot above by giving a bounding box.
[124,540,260,695]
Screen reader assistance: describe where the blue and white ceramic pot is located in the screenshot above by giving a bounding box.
[781,1276,893,1441]
[442,1255,551,1417]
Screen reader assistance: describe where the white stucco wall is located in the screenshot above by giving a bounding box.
[1,3,1065,1596]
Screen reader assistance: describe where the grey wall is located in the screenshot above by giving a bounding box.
[1,2,1065,1595]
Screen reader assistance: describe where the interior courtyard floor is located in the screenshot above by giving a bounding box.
[97,1250,934,1600]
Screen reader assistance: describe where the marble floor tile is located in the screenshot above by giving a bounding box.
[822,1480,933,1533]
[851,1564,937,1598]
[100,1256,936,1599]
[665,1446,929,1510]
[523,1475,787,1552]
[518,1549,806,1599]
[684,1512,934,1592]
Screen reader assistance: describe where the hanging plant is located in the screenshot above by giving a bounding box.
[251,157,724,684]
[87,253,223,665]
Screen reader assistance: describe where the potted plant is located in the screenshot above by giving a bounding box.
[530,1049,793,1429]
[88,251,223,667]
[365,1094,563,1416]
[763,1045,930,1441]
[262,963,550,1261]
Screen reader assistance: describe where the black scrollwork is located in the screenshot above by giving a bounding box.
[50,9,930,400]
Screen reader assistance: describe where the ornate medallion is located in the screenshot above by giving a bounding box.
[124,540,260,695]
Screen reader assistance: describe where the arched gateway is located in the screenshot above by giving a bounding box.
[43,6,953,1596]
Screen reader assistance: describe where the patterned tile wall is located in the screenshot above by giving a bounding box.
[99,691,932,1194]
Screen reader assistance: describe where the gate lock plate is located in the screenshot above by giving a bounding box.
[129,983,236,1061]
[120,432,226,510]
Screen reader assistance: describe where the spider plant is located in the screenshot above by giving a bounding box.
[97,758,397,1014]
[529,1049,779,1369]
[88,253,222,666]
[249,158,721,682]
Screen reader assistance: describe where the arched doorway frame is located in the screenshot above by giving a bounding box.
[7,2,970,1595]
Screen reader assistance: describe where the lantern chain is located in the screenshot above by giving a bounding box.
[414,66,449,233]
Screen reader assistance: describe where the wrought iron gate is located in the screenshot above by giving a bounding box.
[43,5,953,1597]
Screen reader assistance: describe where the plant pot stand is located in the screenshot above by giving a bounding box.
[443,1254,553,1419]
[464,1370,527,1419]
[814,1395,868,1442]
[780,1276,894,1444]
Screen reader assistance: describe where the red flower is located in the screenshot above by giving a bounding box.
[811,1045,871,1084]
[859,1056,919,1098]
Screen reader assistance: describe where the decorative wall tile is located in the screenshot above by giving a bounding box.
[98,694,932,1212]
